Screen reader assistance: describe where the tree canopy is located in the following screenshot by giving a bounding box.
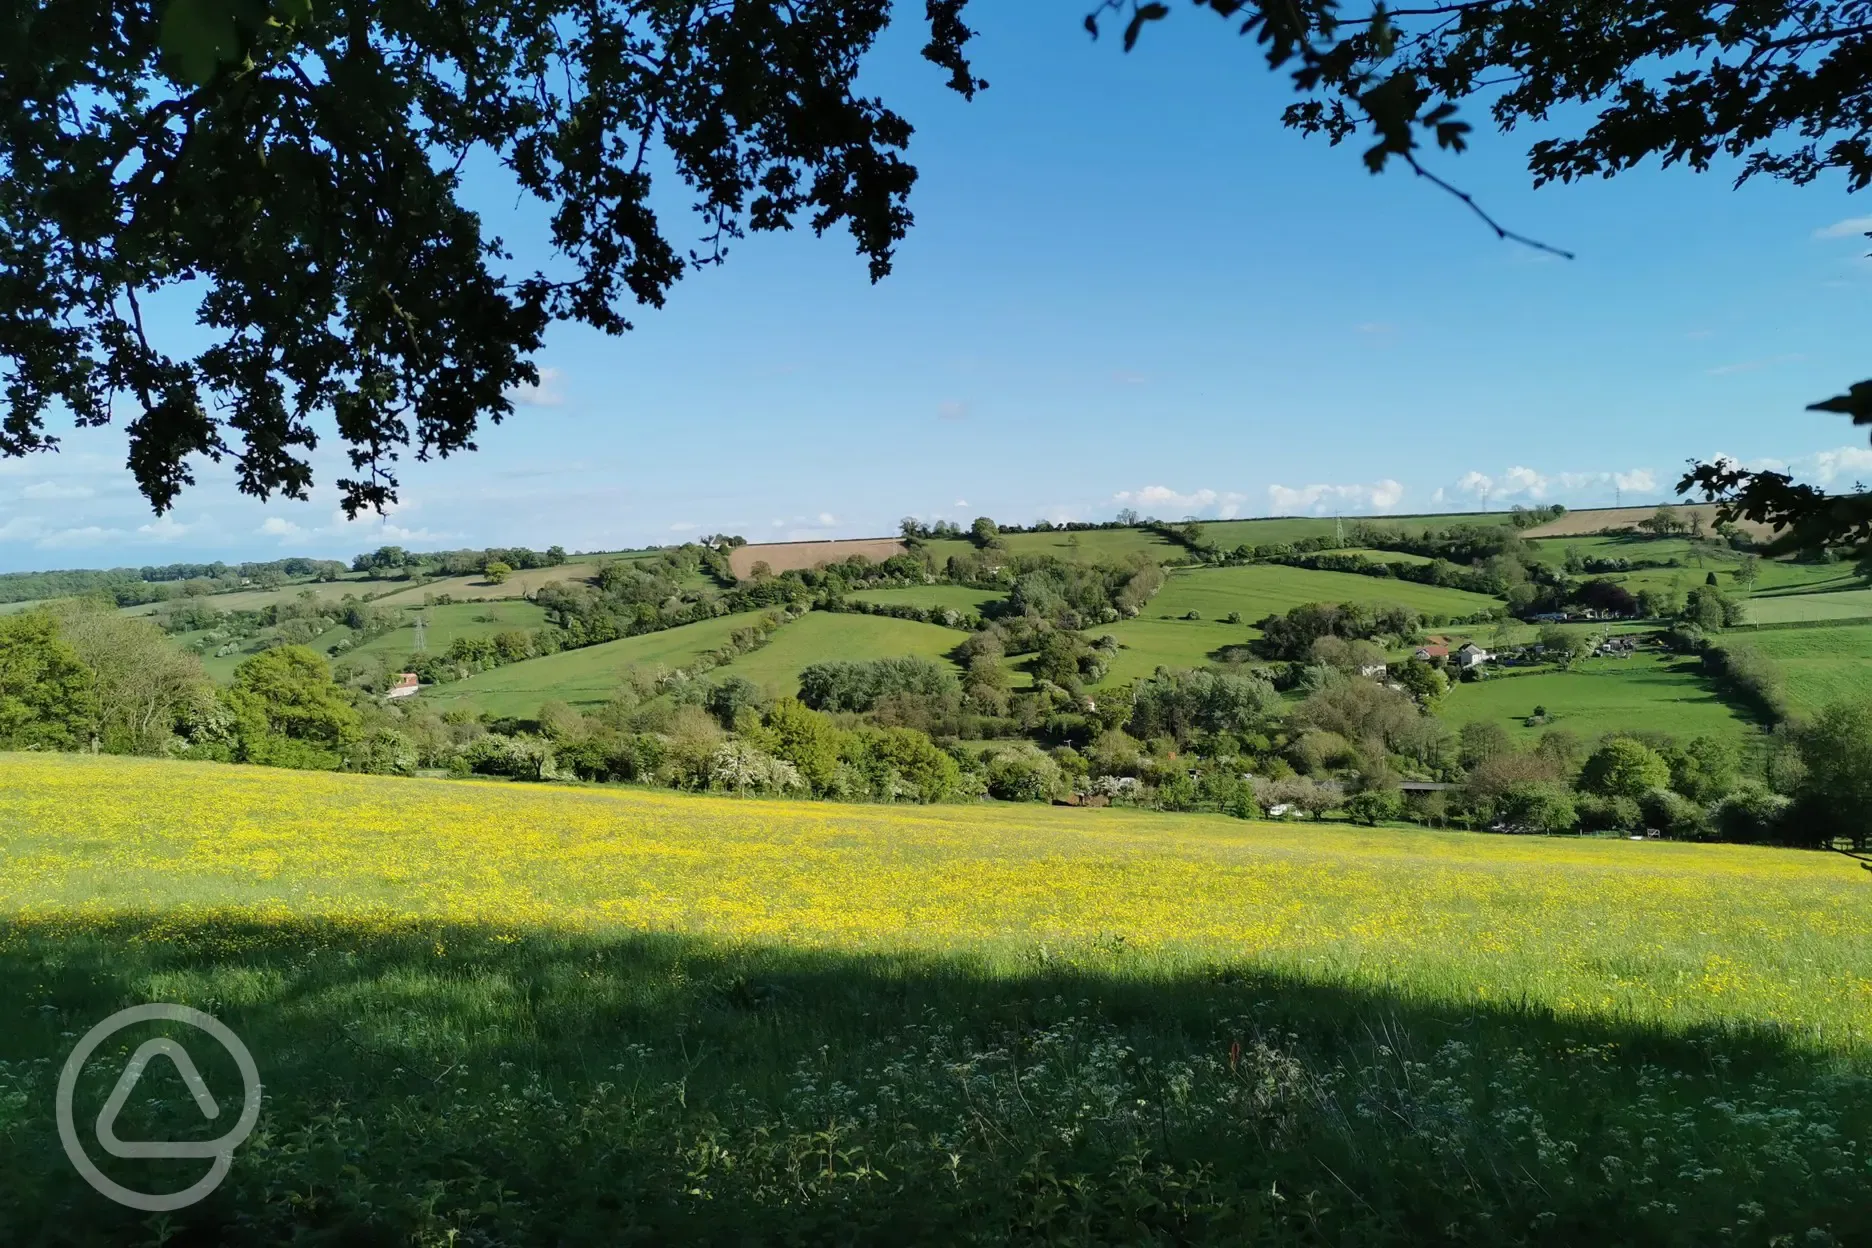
[1092,0,1872,551]
[1,0,982,513]
[12,0,1872,544]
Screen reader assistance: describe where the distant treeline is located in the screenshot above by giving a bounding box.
[0,558,349,605]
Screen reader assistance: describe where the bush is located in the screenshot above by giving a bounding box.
[1711,784,1792,844]
[1639,787,1708,840]
[1497,782,1577,834]
[984,745,1063,803]
[1345,790,1402,826]
[1576,793,1641,834]
[1579,738,1670,799]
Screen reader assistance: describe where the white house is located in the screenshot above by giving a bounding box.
[385,672,421,699]
[1454,643,1492,670]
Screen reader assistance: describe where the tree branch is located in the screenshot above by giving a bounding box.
[1402,151,1575,259]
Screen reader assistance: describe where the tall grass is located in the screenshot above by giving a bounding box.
[2,754,1868,1244]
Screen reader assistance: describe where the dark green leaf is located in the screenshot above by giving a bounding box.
[160,0,241,86]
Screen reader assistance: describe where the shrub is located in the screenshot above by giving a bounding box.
[1497,782,1577,834]
[1345,790,1403,826]
[1579,738,1670,799]
[984,745,1063,803]
[1711,784,1792,844]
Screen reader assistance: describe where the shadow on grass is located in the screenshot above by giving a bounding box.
[1,914,1866,1246]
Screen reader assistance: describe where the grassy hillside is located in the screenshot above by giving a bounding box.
[713,611,966,695]
[344,600,551,664]
[422,609,777,716]
[1440,654,1759,741]
[1730,624,1872,714]
[1197,511,1511,548]
[1743,588,1872,624]
[919,527,1178,565]
[2,754,1866,1243]
[1146,564,1500,622]
[845,585,1007,614]
[1085,618,1253,686]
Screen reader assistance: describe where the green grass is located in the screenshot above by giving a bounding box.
[1083,618,1254,685]
[1147,564,1500,623]
[1324,546,1433,565]
[919,528,1180,566]
[423,610,778,716]
[713,611,966,696]
[1197,511,1511,549]
[845,585,1008,614]
[1438,653,1759,742]
[338,600,549,665]
[2,754,1867,1244]
[1742,588,1872,624]
[1725,624,1872,715]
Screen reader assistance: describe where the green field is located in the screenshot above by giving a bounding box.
[1439,654,1760,742]
[920,527,1179,566]
[1726,624,1872,715]
[1742,588,1872,624]
[1197,511,1511,549]
[714,611,966,695]
[1147,564,1500,622]
[342,600,551,664]
[423,610,777,716]
[1084,617,1254,685]
[846,584,1007,614]
[3,754,1867,1243]
[1324,546,1433,565]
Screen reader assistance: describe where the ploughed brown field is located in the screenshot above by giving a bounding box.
[1520,504,1778,540]
[728,537,908,578]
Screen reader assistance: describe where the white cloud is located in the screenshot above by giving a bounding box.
[1266,479,1405,515]
[1447,464,1661,506]
[1613,469,1657,493]
[505,367,565,407]
[22,481,95,500]
[0,517,46,541]
[669,521,698,532]
[1814,215,1872,240]
[937,400,969,422]
[953,499,968,509]
[1113,485,1250,519]
[258,517,305,538]
[136,516,193,542]
[1807,445,1872,485]
[37,525,122,549]
[817,512,837,526]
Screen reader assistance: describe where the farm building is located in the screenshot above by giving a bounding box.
[1455,643,1492,670]
[1414,643,1450,662]
[385,673,420,699]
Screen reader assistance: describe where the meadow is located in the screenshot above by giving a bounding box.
[1146,564,1500,622]
[845,584,1008,614]
[1726,624,1872,715]
[1086,617,1254,686]
[343,599,550,664]
[1743,587,1872,624]
[0,754,1867,1244]
[714,610,967,695]
[920,526,1179,565]
[422,609,777,716]
[1439,654,1760,742]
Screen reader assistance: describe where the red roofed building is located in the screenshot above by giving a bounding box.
[385,672,420,699]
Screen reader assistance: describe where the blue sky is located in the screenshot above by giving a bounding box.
[5,3,1872,571]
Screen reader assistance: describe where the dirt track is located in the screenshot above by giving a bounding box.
[1520,504,1778,540]
[727,538,907,579]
